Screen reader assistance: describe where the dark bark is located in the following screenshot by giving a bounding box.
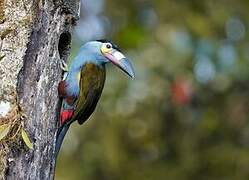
[4,0,79,179]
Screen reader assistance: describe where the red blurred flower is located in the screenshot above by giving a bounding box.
[171,78,192,106]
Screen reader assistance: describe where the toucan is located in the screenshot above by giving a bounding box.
[55,40,135,156]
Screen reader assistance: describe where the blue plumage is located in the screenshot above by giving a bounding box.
[65,42,108,97]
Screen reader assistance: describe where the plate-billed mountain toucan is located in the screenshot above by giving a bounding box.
[55,40,135,157]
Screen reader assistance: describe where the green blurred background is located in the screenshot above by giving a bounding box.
[56,0,249,179]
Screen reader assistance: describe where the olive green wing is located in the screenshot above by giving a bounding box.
[72,63,106,125]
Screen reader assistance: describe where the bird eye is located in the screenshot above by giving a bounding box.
[106,43,112,49]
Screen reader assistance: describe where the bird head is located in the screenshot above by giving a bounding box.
[80,40,135,79]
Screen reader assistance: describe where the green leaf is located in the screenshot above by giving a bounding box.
[0,124,10,141]
[21,128,33,150]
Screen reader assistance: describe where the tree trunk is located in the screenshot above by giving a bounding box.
[0,0,79,179]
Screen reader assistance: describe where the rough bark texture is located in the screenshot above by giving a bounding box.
[0,0,79,179]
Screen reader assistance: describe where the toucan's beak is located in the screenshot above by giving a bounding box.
[104,50,135,79]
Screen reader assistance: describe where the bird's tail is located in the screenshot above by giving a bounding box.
[55,123,70,158]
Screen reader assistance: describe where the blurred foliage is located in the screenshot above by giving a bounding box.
[56,0,249,179]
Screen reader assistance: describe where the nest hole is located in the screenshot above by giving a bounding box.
[58,32,71,60]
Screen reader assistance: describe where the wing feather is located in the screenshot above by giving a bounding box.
[72,63,106,124]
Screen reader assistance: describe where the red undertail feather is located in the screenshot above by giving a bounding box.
[60,110,74,125]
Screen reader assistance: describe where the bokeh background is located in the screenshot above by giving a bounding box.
[56,0,249,179]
